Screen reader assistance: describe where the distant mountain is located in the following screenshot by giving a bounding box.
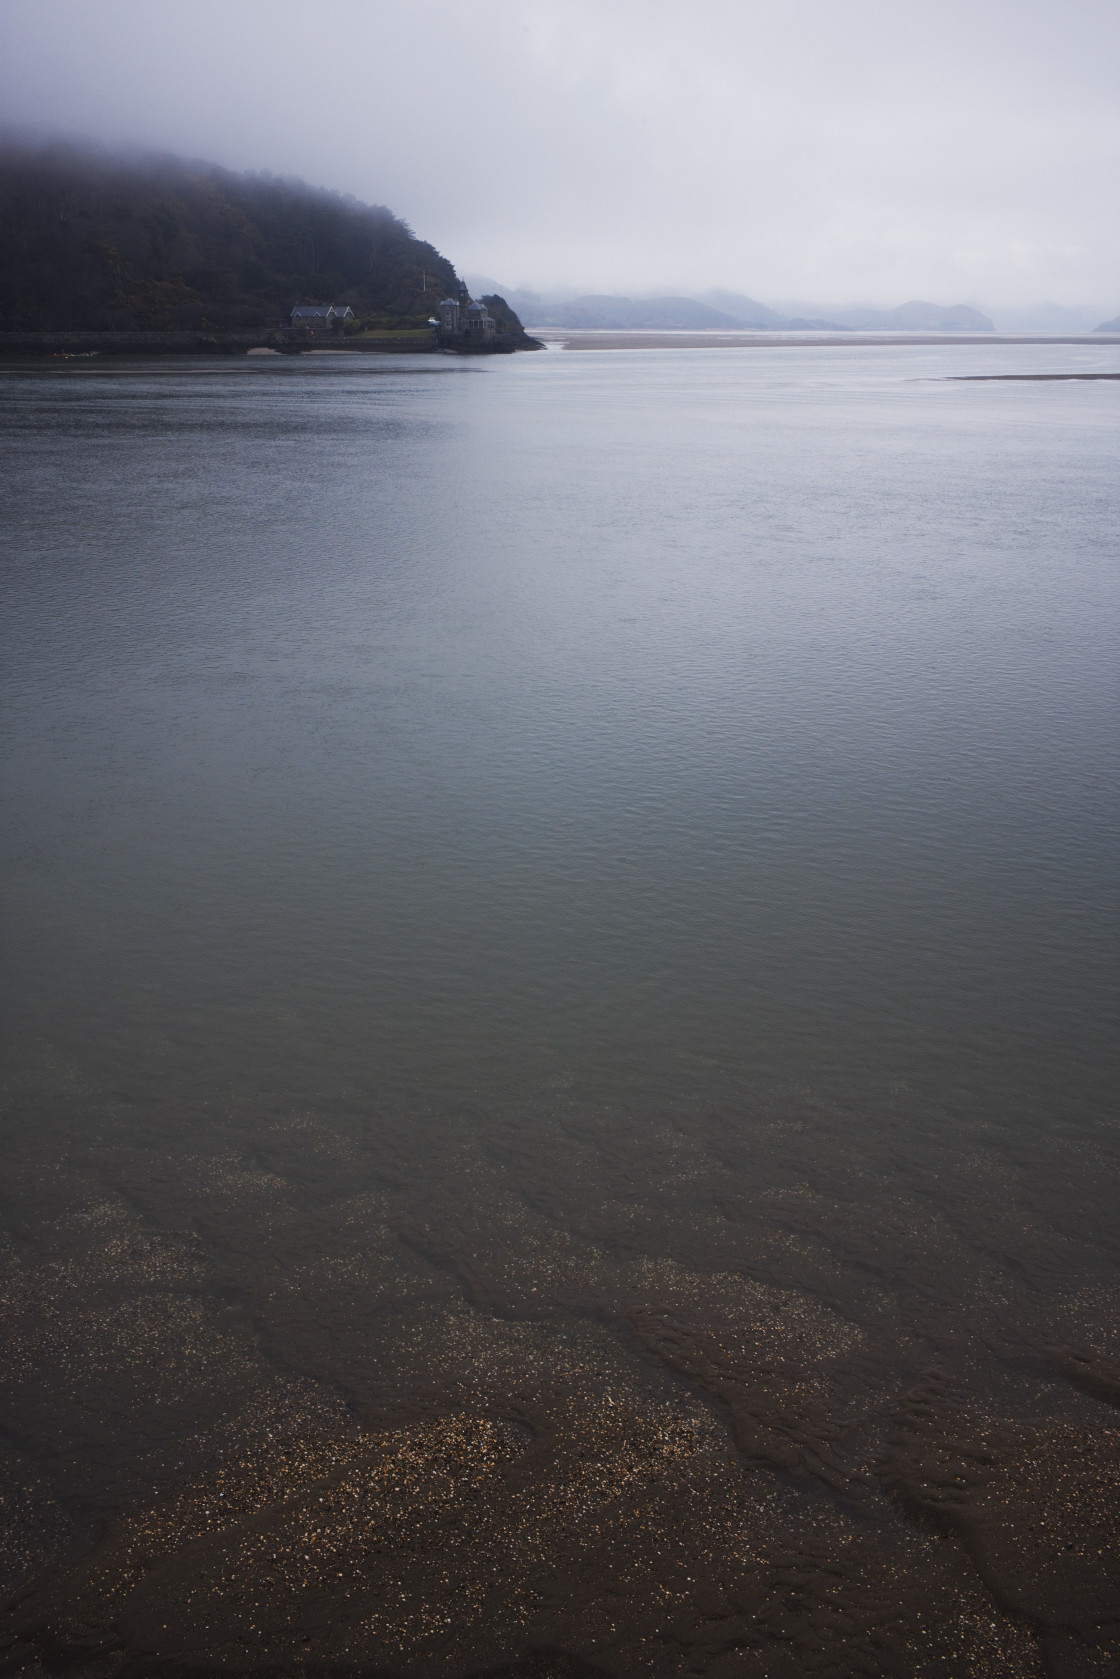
[0,139,467,331]
[694,289,782,327]
[835,301,994,332]
[777,317,852,331]
[1093,315,1120,333]
[523,293,859,332]
[524,295,741,330]
[469,279,995,337]
[693,291,856,330]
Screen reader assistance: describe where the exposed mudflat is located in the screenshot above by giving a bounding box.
[2,1099,1119,1678]
[948,372,1120,381]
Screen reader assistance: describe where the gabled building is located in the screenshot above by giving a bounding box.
[290,304,355,331]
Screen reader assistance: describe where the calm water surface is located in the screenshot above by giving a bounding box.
[1,343,1118,1676]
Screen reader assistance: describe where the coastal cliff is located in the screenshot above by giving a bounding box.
[433,292,542,354]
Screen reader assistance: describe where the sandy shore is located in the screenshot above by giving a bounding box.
[529,330,1120,351]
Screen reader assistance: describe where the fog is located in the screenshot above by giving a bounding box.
[2,0,1117,314]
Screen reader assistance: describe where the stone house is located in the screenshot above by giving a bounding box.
[290,304,355,331]
[436,295,495,342]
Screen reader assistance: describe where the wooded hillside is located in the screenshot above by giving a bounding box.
[0,140,462,331]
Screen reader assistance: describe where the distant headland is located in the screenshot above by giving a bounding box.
[470,288,997,335]
[0,139,540,355]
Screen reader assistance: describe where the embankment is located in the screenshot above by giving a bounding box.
[0,331,441,358]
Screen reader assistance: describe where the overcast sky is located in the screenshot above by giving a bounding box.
[2,0,1117,309]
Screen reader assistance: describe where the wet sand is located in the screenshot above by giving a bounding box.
[949,371,1120,381]
[3,1100,1119,1678]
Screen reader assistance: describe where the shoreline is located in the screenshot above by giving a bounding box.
[0,329,542,359]
[3,328,1116,362]
[528,329,1120,351]
[4,329,1117,360]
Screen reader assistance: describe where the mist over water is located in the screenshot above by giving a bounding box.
[1,343,1118,1674]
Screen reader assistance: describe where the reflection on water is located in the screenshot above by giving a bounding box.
[1,345,1118,1675]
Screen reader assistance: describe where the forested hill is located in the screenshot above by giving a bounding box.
[0,141,463,331]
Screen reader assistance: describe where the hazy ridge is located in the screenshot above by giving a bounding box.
[466,279,1120,335]
[465,278,999,333]
[0,139,464,332]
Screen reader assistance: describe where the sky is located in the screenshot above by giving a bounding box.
[1,0,1117,312]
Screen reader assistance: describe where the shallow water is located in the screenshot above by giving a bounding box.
[1,343,1118,1676]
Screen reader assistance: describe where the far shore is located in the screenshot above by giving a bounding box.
[530,330,1120,351]
[2,328,1116,364]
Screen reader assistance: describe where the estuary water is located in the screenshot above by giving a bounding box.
[1,342,1118,1677]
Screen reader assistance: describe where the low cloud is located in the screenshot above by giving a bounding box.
[1,0,1116,311]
